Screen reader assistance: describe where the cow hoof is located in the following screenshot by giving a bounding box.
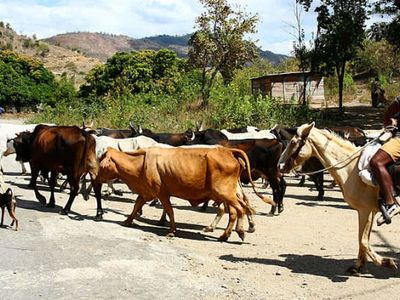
[103,191,111,197]
[218,235,229,242]
[122,220,132,227]
[38,196,47,205]
[166,232,175,239]
[149,199,160,207]
[278,205,284,214]
[157,220,166,226]
[46,202,55,208]
[94,214,103,221]
[114,190,123,196]
[203,226,214,232]
[59,209,68,215]
[247,226,255,233]
[237,231,245,241]
[382,258,397,269]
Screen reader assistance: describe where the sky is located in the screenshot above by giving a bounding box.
[0,0,372,55]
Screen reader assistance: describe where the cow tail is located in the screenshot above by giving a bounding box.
[231,149,276,207]
[81,130,97,179]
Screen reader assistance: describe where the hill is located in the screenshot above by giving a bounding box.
[43,32,288,64]
[0,22,100,86]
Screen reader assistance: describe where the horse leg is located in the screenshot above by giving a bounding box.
[347,209,396,275]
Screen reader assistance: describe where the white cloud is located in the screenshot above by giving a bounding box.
[0,0,320,55]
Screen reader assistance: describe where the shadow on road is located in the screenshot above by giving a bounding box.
[219,253,400,282]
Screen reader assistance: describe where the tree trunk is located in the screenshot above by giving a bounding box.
[337,62,346,110]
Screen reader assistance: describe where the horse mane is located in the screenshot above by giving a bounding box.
[317,128,357,152]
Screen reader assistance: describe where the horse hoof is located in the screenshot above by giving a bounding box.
[203,226,214,232]
[382,258,398,269]
[345,265,361,276]
[59,209,68,216]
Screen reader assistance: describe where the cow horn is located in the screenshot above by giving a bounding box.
[138,125,143,134]
[271,124,278,131]
[189,132,195,141]
[87,121,94,128]
[129,121,136,131]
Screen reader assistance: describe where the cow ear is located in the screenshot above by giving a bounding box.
[297,122,315,138]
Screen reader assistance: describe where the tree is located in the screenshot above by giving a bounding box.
[0,50,59,110]
[287,1,313,105]
[299,0,368,109]
[79,49,183,98]
[188,0,259,107]
[372,0,400,48]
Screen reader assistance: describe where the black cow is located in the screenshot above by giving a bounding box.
[13,125,100,217]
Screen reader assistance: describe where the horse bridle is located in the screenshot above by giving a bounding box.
[282,135,307,173]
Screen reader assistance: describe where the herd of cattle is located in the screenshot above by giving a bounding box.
[0,121,369,240]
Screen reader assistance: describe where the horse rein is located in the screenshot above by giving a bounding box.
[287,131,384,176]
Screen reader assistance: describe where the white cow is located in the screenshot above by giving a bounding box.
[220,128,277,140]
[0,123,38,176]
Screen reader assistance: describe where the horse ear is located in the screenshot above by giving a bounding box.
[298,122,315,138]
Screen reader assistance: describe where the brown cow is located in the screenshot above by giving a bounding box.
[96,147,274,241]
[13,125,99,217]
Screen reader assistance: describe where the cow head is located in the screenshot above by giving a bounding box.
[13,131,33,162]
[98,148,118,181]
[279,122,315,173]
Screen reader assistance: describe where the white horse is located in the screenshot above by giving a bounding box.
[280,122,397,273]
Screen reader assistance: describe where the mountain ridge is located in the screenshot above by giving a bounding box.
[43,31,288,64]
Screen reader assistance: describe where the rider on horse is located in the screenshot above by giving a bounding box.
[370,96,400,225]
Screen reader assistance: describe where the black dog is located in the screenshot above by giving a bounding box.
[0,188,18,230]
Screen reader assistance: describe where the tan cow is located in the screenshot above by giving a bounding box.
[97,147,275,241]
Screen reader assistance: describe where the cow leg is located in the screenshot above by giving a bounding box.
[110,181,123,196]
[204,203,225,232]
[278,177,286,213]
[7,202,18,231]
[59,177,79,215]
[123,195,147,226]
[315,172,324,201]
[20,162,27,175]
[47,172,57,208]
[79,175,90,200]
[158,209,167,226]
[268,174,282,215]
[219,204,237,242]
[31,166,46,205]
[1,207,4,226]
[92,181,104,220]
[233,201,246,241]
[158,195,176,237]
[298,175,306,187]
[200,200,210,211]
